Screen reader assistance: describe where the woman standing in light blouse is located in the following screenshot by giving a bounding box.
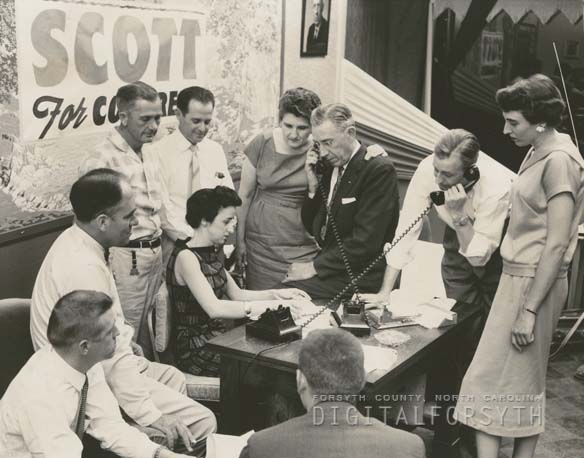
[454,74,584,458]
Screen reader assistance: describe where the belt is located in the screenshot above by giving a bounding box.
[126,237,161,249]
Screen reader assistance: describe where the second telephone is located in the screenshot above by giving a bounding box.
[429,165,480,206]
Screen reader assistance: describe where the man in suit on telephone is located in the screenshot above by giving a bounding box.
[306,0,329,54]
[282,103,400,299]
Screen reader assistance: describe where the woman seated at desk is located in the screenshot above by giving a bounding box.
[166,185,309,377]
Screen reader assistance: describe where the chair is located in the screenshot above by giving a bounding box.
[0,298,34,398]
[148,284,220,412]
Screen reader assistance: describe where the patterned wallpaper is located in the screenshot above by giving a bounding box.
[0,0,282,234]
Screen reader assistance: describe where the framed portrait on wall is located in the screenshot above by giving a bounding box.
[301,0,331,57]
[564,39,580,59]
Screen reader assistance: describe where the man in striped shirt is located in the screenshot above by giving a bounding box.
[80,81,165,360]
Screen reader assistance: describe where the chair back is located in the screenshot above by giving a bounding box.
[0,299,34,397]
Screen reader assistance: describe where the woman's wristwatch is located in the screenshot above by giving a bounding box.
[452,213,470,227]
[243,301,252,317]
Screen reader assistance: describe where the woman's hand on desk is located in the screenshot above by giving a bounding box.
[248,300,305,320]
[272,288,312,301]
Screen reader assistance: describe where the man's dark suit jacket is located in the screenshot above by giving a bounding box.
[306,18,329,54]
[239,402,426,458]
[300,144,399,293]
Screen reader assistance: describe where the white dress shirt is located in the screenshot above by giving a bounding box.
[31,225,162,426]
[327,143,361,204]
[0,347,159,458]
[386,152,515,269]
[153,130,234,241]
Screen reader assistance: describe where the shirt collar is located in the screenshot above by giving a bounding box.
[520,132,583,173]
[47,347,86,392]
[108,128,136,156]
[169,129,197,153]
[70,224,108,264]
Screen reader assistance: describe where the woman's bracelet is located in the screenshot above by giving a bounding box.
[525,308,537,316]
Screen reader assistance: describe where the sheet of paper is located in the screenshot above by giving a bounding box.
[414,298,457,329]
[399,240,446,303]
[206,430,254,458]
[300,309,333,336]
[362,344,398,373]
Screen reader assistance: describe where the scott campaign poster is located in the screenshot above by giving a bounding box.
[15,0,206,142]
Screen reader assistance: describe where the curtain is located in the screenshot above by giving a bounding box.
[345,0,429,108]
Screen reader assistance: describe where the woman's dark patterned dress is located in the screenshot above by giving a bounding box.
[166,240,228,377]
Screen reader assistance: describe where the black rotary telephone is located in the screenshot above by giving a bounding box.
[429,164,480,206]
[245,304,302,342]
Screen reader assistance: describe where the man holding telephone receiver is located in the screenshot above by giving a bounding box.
[282,103,400,299]
[362,129,514,331]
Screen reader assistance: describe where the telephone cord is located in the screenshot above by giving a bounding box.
[298,199,434,330]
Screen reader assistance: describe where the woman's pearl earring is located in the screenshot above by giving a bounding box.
[536,125,545,133]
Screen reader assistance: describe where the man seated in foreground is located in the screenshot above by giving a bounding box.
[239,328,426,458]
[0,290,193,458]
[30,169,216,451]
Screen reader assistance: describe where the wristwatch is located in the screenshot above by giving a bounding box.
[243,302,252,317]
[452,214,470,227]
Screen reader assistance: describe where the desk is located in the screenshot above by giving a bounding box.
[207,301,481,458]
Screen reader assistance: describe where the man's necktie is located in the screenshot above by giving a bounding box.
[314,25,320,39]
[188,144,200,198]
[74,376,89,440]
[321,166,344,241]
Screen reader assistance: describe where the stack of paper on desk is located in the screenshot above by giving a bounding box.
[415,297,457,329]
[383,240,458,329]
[387,293,457,329]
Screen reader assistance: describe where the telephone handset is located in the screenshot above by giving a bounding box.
[429,165,480,206]
[311,142,326,174]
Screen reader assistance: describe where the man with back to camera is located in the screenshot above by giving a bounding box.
[306,0,329,54]
[282,103,400,299]
[0,290,193,458]
[239,328,426,458]
[30,169,216,453]
[81,81,165,359]
[155,86,234,264]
